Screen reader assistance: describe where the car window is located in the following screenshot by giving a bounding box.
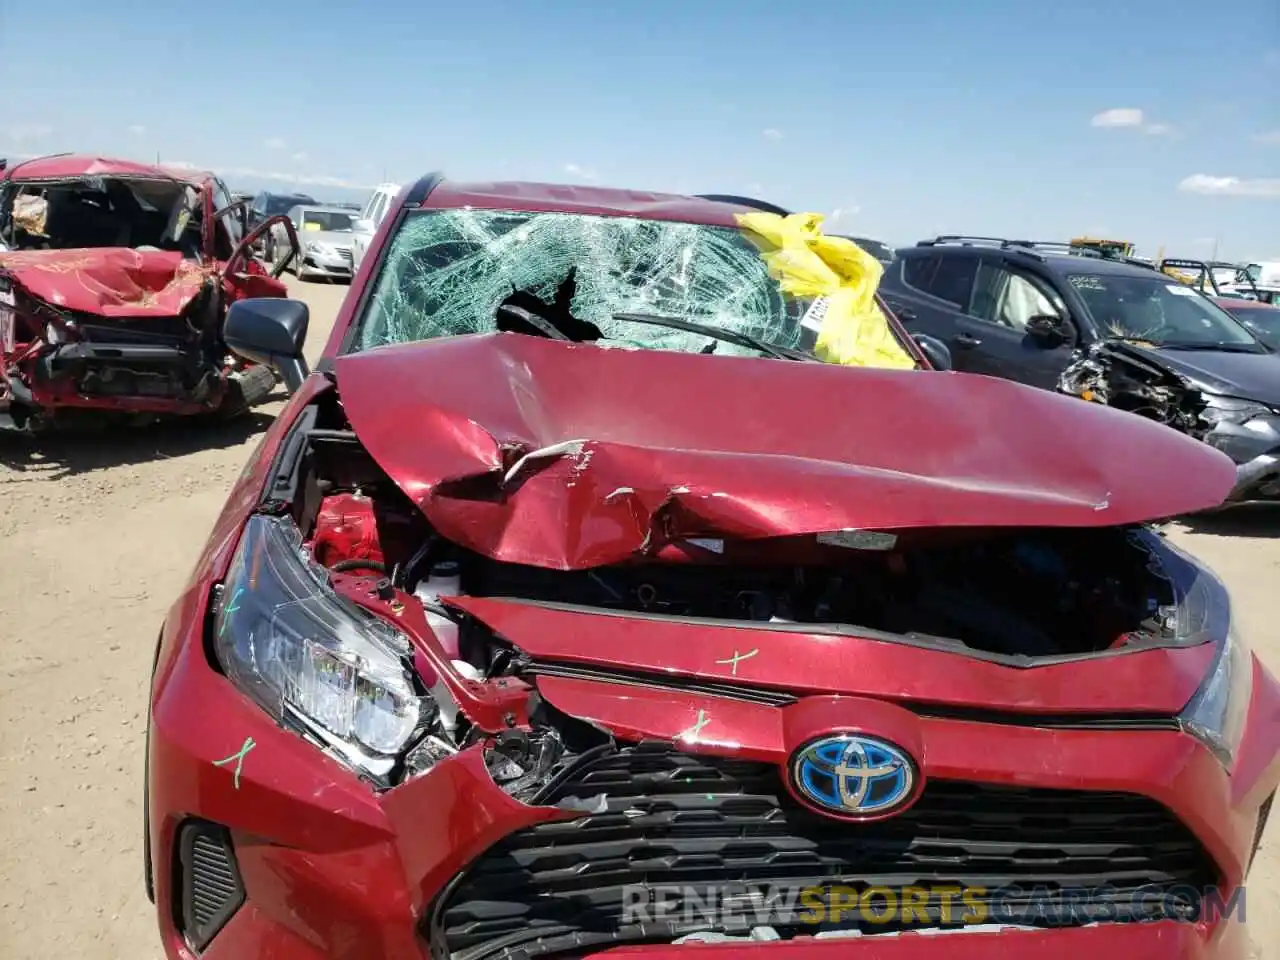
[971,262,1059,331]
[301,210,355,232]
[901,255,938,292]
[357,208,828,356]
[211,179,242,246]
[371,192,390,226]
[923,257,978,309]
[1069,273,1260,347]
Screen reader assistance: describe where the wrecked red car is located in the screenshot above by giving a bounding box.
[0,154,300,430]
[145,175,1279,960]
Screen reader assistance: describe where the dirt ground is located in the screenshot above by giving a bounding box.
[0,277,1276,958]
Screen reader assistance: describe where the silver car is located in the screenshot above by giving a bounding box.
[273,205,357,281]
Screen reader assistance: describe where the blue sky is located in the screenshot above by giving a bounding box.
[1,0,1277,259]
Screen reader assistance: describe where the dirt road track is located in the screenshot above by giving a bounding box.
[0,277,1276,958]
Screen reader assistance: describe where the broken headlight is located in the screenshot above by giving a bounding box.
[212,514,423,783]
[1180,626,1253,769]
[1200,394,1271,426]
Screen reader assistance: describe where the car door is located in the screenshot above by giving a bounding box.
[881,253,985,362]
[953,258,1081,389]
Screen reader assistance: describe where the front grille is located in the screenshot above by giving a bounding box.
[435,744,1217,959]
[339,248,353,264]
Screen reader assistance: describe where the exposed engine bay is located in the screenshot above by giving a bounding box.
[249,398,1205,795]
[295,422,1184,669]
[1058,339,1210,438]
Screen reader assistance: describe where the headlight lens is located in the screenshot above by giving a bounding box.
[1180,626,1253,768]
[1200,394,1271,425]
[213,514,423,781]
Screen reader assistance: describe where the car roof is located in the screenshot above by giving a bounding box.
[1035,252,1163,278]
[421,179,761,228]
[904,241,1166,280]
[3,153,210,184]
[295,204,357,214]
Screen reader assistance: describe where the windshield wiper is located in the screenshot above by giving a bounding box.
[1156,341,1261,353]
[612,312,816,361]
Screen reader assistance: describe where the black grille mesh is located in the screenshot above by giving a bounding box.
[435,743,1217,959]
[177,821,244,952]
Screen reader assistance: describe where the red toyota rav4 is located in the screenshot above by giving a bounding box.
[145,174,1279,960]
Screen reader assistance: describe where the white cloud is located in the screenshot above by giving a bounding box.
[127,124,146,136]
[563,162,598,182]
[263,137,287,151]
[1091,108,1145,128]
[829,205,861,224]
[762,128,784,141]
[1142,123,1174,136]
[291,151,309,162]
[1178,174,1280,198]
[1253,130,1280,144]
[5,123,53,143]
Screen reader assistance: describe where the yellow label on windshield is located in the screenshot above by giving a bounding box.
[303,222,322,232]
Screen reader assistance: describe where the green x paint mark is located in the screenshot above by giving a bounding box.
[219,587,244,638]
[212,736,256,790]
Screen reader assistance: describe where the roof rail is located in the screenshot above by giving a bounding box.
[919,236,1158,264]
[694,194,792,216]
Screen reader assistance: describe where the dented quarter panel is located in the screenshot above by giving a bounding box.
[334,333,1236,569]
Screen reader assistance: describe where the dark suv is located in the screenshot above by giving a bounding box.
[247,191,317,252]
[879,236,1280,502]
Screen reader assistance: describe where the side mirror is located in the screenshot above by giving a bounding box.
[1026,314,1069,344]
[225,298,311,394]
[352,218,374,234]
[913,333,952,371]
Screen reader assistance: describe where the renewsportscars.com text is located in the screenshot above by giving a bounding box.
[620,883,1246,928]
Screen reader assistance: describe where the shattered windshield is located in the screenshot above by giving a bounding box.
[1068,273,1261,349]
[301,210,354,232]
[355,208,820,356]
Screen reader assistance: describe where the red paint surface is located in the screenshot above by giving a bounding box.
[444,596,1217,714]
[4,153,211,184]
[335,333,1235,569]
[0,248,212,316]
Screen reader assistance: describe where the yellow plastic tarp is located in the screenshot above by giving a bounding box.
[735,211,915,370]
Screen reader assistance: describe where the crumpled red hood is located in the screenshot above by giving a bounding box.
[334,333,1236,569]
[0,248,210,317]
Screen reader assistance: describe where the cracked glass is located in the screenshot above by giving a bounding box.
[354,208,812,356]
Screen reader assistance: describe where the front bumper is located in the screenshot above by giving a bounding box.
[1206,415,1280,501]
[148,607,1280,960]
[298,248,353,277]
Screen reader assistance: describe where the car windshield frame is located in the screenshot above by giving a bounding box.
[1067,271,1263,349]
[345,206,918,364]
